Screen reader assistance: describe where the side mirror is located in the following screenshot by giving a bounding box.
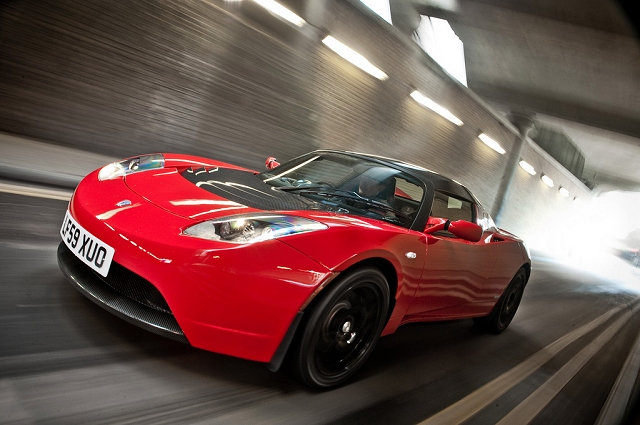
[266,157,280,170]
[424,217,483,242]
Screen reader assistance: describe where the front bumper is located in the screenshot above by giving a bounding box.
[57,242,189,343]
[60,169,335,363]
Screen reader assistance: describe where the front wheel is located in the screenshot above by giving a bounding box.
[475,268,526,334]
[292,267,390,388]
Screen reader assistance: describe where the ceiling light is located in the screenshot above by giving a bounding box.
[519,160,536,175]
[478,133,506,154]
[410,91,463,126]
[322,35,388,80]
[253,0,306,26]
[559,186,569,197]
[541,174,554,187]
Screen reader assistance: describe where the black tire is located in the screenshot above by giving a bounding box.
[475,268,526,334]
[292,267,390,388]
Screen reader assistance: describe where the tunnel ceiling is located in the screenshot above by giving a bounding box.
[391,0,640,192]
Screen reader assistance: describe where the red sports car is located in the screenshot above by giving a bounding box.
[58,150,531,387]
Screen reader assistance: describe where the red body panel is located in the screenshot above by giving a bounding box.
[71,168,332,362]
[64,153,531,364]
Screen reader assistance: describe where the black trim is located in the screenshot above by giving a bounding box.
[267,311,304,372]
[257,150,436,232]
[57,242,189,344]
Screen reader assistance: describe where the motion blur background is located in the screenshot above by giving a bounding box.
[2,2,640,423]
[1,0,639,270]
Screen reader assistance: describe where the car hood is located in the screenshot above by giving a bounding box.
[124,166,330,220]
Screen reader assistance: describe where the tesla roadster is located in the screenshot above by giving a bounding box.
[58,150,531,387]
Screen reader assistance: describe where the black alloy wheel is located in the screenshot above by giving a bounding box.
[491,268,526,333]
[475,267,526,334]
[293,267,390,388]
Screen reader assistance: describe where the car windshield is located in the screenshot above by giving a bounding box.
[258,152,425,229]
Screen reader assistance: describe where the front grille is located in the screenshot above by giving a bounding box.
[101,259,171,314]
[57,242,188,344]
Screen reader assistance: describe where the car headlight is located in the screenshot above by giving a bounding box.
[98,154,165,181]
[183,214,328,243]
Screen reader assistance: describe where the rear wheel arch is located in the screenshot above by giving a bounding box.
[474,266,527,334]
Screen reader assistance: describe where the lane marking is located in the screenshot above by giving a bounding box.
[595,328,640,425]
[0,182,72,201]
[0,241,60,250]
[497,302,640,424]
[0,345,139,371]
[418,302,633,425]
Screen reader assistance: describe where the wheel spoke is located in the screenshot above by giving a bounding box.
[314,285,382,375]
[296,268,389,387]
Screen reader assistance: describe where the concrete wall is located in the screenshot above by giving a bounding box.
[0,0,591,248]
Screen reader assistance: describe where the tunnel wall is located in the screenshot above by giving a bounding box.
[0,0,591,247]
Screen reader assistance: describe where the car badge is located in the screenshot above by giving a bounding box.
[405,252,417,259]
[116,200,132,207]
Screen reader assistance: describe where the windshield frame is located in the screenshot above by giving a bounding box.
[258,151,434,231]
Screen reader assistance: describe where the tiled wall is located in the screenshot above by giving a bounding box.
[0,0,591,245]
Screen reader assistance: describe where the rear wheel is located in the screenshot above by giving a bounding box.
[475,268,526,334]
[292,267,389,388]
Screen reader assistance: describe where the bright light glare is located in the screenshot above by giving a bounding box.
[536,191,640,292]
[414,17,467,86]
[519,160,536,175]
[410,90,463,126]
[559,186,569,197]
[360,0,392,24]
[541,174,554,187]
[322,36,388,80]
[478,133,506,154]
[253,0,306,26]
[430,18,467,86]
[98,162,125,181]
[263,155,319,182]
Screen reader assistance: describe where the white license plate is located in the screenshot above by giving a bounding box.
[60,211,114,277]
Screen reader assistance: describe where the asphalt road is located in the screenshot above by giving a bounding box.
[1,187,640,424]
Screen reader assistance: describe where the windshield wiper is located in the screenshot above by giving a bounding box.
[280,187,410,220]
[276,184,330,192]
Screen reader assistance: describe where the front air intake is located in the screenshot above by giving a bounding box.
[57,243,188,343]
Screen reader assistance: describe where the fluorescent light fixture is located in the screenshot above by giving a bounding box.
[519,160,536,175]
[322,35,388,80]
[478,133,506,154]
[410,91,463,126]
[252,0,306,26]
[541,174,554,187]
[559,186,569,197]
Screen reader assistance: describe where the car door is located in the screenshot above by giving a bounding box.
[406,191,498,317]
